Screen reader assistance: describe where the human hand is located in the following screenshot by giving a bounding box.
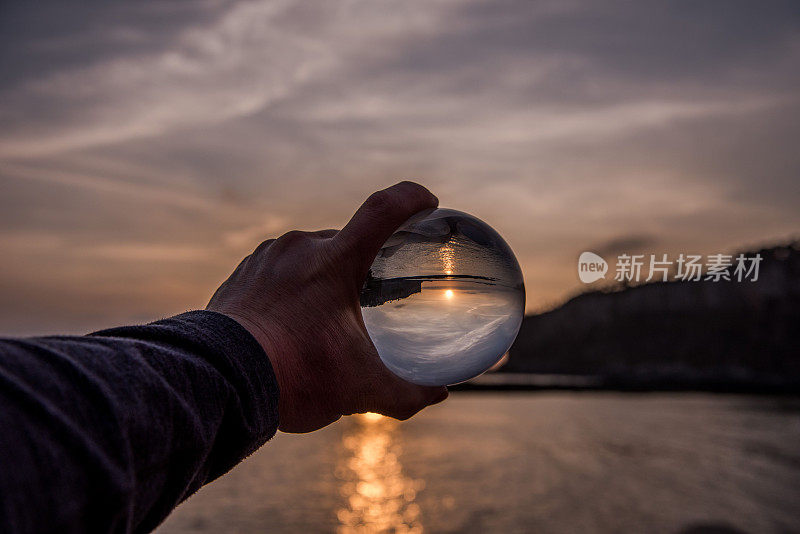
[207,182,449,433]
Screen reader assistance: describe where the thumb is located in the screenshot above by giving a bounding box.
[334,181,438,280]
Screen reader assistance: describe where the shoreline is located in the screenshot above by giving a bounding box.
[449,373,800,395]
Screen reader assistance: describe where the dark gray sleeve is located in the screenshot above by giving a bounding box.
[0,310,280,534]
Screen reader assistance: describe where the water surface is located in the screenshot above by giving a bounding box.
[157,393,800,533]
[362,279,524,385]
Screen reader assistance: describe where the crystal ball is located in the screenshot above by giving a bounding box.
[360,208,525,386]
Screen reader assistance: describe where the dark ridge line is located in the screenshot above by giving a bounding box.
[370,274,498,283]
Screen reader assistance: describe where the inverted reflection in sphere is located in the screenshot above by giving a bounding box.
[360,208,525,386]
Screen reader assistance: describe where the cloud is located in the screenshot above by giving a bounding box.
[0,0,799,333]
[0,0,336,157]
[0,0,466,158]
[590,235,659,257]
[1,162,221,212]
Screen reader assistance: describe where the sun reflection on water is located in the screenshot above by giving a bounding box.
[335,413,425,533]
[439,243,455,276]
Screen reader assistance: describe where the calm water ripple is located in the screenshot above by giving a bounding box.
[157,393,800,534]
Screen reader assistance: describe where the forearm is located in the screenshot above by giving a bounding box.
[0,311,279,533]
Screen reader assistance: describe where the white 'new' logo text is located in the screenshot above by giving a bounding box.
[578,251,608,283]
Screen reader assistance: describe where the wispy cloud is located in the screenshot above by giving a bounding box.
[2,162,222,212]
[1,0,798,333]
[0,0,336,157]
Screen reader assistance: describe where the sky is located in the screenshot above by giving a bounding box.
[1,0,799,335]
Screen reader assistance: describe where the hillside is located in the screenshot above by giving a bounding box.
[503,242,800,391]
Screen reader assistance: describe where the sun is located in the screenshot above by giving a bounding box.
[360,412,384,422]
[444,289,454,300]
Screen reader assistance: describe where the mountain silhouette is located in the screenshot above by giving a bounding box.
[502,241,800,391]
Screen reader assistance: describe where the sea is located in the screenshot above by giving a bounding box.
[156,393,800,534]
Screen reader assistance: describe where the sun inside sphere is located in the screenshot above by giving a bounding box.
[359,208,525,386]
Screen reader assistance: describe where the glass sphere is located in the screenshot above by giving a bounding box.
[360,208,525,386]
